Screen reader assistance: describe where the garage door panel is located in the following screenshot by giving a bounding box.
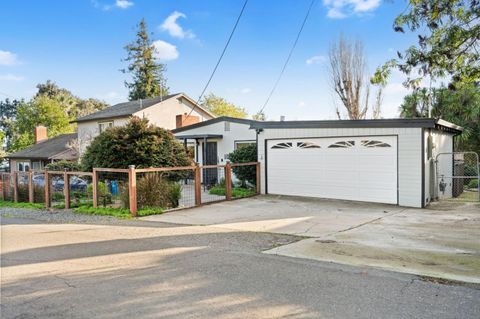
[267,136,398,204]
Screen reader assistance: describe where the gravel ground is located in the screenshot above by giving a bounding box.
[0,207,178,227]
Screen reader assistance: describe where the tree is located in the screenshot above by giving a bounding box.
[328,36,383,119]
[81,117,191,170]
[35,80,108,118]
[400,84,480,154]
[10,96,75,151]
[201,93,247,118]
[0,98,21,150]
[252,111,266,121]
[373,0,480,88]
[123,19,169,101]
[228,144,257,186]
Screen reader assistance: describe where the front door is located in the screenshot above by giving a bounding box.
[204,142,218,187]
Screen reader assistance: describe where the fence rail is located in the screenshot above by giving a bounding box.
[0,162,260,217]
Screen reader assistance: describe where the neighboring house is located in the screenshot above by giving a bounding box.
[251,118,462,208]
[7,126,78,172]
[172,116,258,166]
[75,93,214,155]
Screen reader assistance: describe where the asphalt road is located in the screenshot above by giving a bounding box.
[1,216,479,319]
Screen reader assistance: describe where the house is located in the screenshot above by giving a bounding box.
[172,116,258,166]
[7,126,78,172]
[250,118,462,208]
[75,92,215,154]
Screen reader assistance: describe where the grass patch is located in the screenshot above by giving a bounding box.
[73,204,164,219]
[209,186,256,198]
[0,200,44,210]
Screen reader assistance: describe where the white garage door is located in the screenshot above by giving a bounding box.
[267,136,398,204]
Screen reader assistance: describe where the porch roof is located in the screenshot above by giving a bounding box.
[175,134,223,140]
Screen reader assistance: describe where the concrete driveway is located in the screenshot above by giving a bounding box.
[143,195,480,283]
[143,195,403,237]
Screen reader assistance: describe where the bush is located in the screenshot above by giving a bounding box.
[87,181,112,207]
[122,173,182,209]
[81,117,191,171]
[468,179,479,189]
[227,144,257,186]
[46,160,81,172]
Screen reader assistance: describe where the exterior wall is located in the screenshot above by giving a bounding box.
[77,117,130,155]
[9,159,46,172]
[174,121,256,165]
[257,127,423,208]
[425,129,454,202]
[133,96,213,130]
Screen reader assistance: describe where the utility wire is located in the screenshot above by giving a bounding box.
[183,0,249,123]
[258,0,316,115]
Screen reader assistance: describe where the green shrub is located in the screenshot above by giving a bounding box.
[227,144,257,186]
[468,179,479,189]
[0,200,44,209]
[87,181,111,207]
[81,117,191,171]
[46,160,81,172]
[122,173,182,209]
[208,186,256,198]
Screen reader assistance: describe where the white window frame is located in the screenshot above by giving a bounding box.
[99,121,113,133]
[234,141,256,150]
[16,161,30,172]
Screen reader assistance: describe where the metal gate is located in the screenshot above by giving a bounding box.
[435,152,479,202]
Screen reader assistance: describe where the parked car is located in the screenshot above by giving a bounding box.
[32,175,87,192]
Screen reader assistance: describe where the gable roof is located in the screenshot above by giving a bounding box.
[172,116,259,133]
[74,93,214,123]
[7,133,78,160]
[249,118,463,134]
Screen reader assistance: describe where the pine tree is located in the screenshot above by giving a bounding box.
[123,19,169,100]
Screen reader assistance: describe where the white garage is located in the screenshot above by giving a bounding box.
[267,136,398,204]
[252,119,462,208]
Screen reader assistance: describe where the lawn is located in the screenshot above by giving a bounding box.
[73,204,164,219]
[208,186,256,198]
[0,200,44,210]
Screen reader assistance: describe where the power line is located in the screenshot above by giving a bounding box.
[183,0,249,123]
[258,0,316,114]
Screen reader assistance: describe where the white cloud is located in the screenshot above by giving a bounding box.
[115,0,133,9]
[91,0,134,11]
[323,0,381,19]
[298,101,306,107]
[383,82,408,95]
[0,50,19,66]
[0,74,24,81]
[306,55,327,65]
[240,88,251,94]
[160,11,195,39]
[153,40,179,61]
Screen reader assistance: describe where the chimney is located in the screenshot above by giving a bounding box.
[176,113,200,128]
[35,126,48,144]
[280,115,285,122]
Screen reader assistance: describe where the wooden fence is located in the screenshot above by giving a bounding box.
[0,162,260,217]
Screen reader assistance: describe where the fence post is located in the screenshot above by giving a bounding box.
[92,168,98,208]
[256,162,261,194]
[13,171,18,202]
[194,164,202,206]
[128,165,137,217]
[44,168,50,208]
[225,163,232,200]
[28,171,34,203]
[64,170,70,209]
[0,174,4,201]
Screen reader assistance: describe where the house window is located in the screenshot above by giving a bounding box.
[328,141,355,148]
[224,121,230,131]
[271,142,293,149]
[99,121,113,133]
[17,161,30,172]
[235,141,256,150]
[31,161,42,170]
[361,140,391,148]
[297,142,320,149]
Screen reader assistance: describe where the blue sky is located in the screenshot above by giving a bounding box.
[0,0,417,120]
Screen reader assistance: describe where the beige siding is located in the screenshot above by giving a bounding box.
[257,127,423,207]
[77,117,130,155]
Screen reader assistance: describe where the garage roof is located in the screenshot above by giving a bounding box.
[250,118,463,134]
